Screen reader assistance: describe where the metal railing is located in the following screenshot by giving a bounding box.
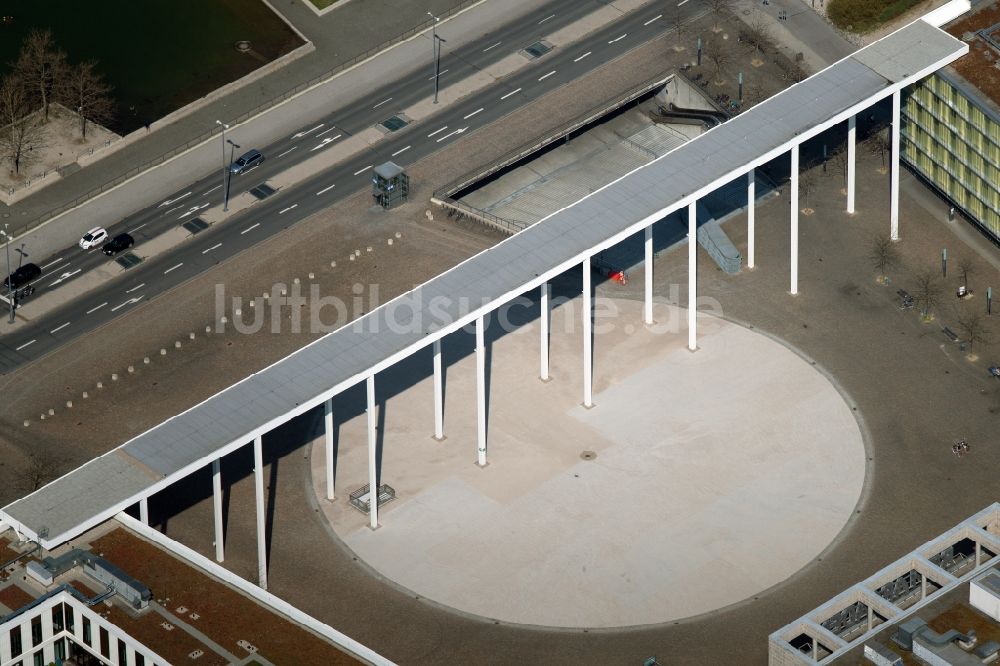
[6,0,481,239]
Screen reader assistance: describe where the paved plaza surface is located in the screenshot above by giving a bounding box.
[314,299,866,628]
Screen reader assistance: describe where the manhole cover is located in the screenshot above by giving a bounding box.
[380,115,408,132]
[580,451,597,461]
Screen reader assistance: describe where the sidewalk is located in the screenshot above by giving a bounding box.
[0,0,481,232]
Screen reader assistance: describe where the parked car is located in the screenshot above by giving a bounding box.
[102,233,135,256]
[79,227,108,249]
[3,263,41,291]
[230,149,264,175]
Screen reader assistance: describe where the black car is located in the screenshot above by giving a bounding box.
[3,263,41,291]
[102,233,135,256]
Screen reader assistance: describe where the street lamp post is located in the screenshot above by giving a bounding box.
[215,120,229,211]
[225,139,240,212]
[2,225,13,324]
[428,12,445,104]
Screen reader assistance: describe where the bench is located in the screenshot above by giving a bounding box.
[942,327,960,343]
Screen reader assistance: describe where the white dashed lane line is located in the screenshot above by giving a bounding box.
[436,127,467,143]
[538,13,555,24]
[129,223,147,233]
[164,263,183,275]
[15,339,35,351]
[608,34,627,44]
[40,257,64,269]
[316,126,340,137]
[464,108,484,119]
[354,165,373,176]
[644,14,662,25]
[500,88,522,100]
[242,222,262,233]
[292,124,324,138]
[279,204,298,214]
[373,97,393,109]
[678,0,690,5]
[310,135,341,151]
[573,51,591,62]
[427,69,449,81]
[111,296,144,312]
[125,283,145,294]
[538,71,556,81]
[392,146,411,157]
[277,146,297,158]
[203,184,222,196]
[483,41,502,52]
[50,322,70,334]
[315,184,336,196]
[86,302,107,314]
[202,243,222,254]
[158,192,191,208]
[428,125,448,138]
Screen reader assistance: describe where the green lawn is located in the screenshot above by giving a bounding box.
[827,0,924,32]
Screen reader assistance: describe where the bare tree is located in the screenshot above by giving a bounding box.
[798,169,818,208]
[0,75,46,176]
[17,452,59,494]
[828,147,849,187]
[744,9,771,58]
[956,308,991,348]
[58,61,114,140]
[705,35,733,84]
[867,127,891,170]
[958,256,975,288]
[743,77,769,108]
[709,0,734,32]
[869,234,899,282]
[13,29,67,122]
[670,5,688,50]
[914,269,941,318]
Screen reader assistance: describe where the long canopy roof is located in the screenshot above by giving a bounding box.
[2,18,967,548]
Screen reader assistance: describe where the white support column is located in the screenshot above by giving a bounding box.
[476,315,488,466]
[644,225,654,324]
[432,339,444,440]
[582,257,594,407]
[747,170,756,269]
[890,90,901,240]
[212,458,224,563]
[253,435,267,590]
[366,375,378,529]
[139,498,148,525]
[688,201,697,351]
[847,114,857,214]
[539,282,550,381]
[790,143,800,296]
[324,398,335,500]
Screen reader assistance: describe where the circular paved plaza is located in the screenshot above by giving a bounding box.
[312,298,866,628]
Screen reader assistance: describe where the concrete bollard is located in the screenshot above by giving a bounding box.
[354,249,361,256]
[23,420,29,427]
[189,332,196,340]
[97,381,103,389]
[66,401,73,408]
[293,277,300,285]
[235,308,241,316]
[40,414,45,420]
[205,325,212,334]
[220,316,228,324]
[366,246,372,253]
[48,408,55,415]
[160,348,167,356]
[349,255,355,261]
[308,272,315,280]
[128,365,135,374]
[330,261,336,268]
[388,238,393,246]
[395,232,402,238]
[144,357,150,364]
[82,391,89,399]
[175,341,181,349]
[111,373,118,381]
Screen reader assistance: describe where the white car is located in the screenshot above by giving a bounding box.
[79,227,108,250]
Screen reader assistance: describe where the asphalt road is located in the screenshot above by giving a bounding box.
[0,1,708,373]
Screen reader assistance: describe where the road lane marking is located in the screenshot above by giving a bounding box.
[500,88,521,100]
[573,51,591,62]
[128,223,148,233]
[242,222,261,233]
[202,243,222,254]
[428,125,448,137]
[125,283,145,294]
[48,269,81,287]
[436,127,467,143]
[428,69,449,81]
[538,70,556,81]
[203,185,222,196]
[279,204,298,214]
[373,97,393,109]
[277,146,297,158]
[391,145,411,156]
[158,191,192,207]
[178,203,210,219]
[483,41,502,52]
[539,13,556,24]
[310,135,341,151]
[40,257,64,269]
[164,263,183,274]
[678,0,689,5]
[354,165,373,175]
[609,34,627,44]
[293,124,324,138]
[50,322,70,334]
[464,108,484,119]
[164,206,182,215]
[111,295,144,312]
[86,302,107,314]
[645,14,663,25]
[15,340,35,351]
[315,184,336,196]
[317,126,340,137]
